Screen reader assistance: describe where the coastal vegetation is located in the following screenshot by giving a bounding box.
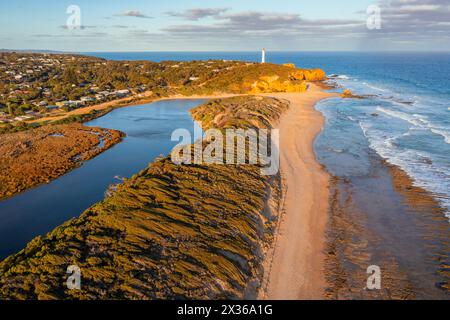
[191,95,289,130]
[0,96,288,299]
[0,52,324,128]
[176,63,325,95]
[0,123,123,200]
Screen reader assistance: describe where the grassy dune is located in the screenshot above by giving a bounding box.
[0,96,288,299]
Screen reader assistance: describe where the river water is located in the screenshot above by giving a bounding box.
[0,99,204,260]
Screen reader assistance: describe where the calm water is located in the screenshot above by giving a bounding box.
[0,99,203,259]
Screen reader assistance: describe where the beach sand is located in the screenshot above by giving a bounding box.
[260,85,338,299]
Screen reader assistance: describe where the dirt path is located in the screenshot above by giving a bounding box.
[261,85,338,299]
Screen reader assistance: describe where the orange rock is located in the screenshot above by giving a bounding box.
[250,78,308,93]
[290,68,326,81]
[260,75,280,83]
[284,81,307,92]
[342,89,352,97]
[341,89,364,99]
[303,68,326,81]
[290,70,305,80]
[283,63,296,68]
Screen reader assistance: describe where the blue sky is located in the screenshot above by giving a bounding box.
[0,0,449,51]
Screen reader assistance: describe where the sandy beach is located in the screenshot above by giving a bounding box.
[261,85,338,299]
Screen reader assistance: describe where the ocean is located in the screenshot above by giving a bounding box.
[85,51,450,219]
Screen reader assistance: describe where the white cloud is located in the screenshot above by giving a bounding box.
[165,8,229,20]
[115,10,152,19]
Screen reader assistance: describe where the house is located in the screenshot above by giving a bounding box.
[25,110,38,116]
[14,115,33,121]
[98,90,113,97]
[95,94,106,101]
[56,100,83,108]
[80,96,95,103]
[115,89,131,98]
[136,85,147,93]
[68,100,85,108]
[55,101,67,108]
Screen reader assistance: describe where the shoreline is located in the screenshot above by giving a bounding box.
[0,93,238,201]
[0,124,123,202]
[324,149,449,299]
[259,85,339,299]
[5,85,321,202]
[27,91,241,125]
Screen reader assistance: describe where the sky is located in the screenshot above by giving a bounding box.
[0,0,449,52]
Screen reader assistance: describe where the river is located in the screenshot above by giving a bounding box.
[0,99,204,260]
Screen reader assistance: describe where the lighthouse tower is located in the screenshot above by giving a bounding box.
[261,48,266,64]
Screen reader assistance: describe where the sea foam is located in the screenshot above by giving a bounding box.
[329,72,450,220]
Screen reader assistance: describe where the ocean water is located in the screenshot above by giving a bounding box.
[84,51,450,218]
[311,54,450,220]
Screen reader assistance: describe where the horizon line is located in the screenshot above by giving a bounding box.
[2,49,450,54]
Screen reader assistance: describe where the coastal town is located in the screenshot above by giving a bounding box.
[0,52,140,124]
[0,52,262,126]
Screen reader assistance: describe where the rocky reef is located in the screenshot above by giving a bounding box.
[341,89,365,99]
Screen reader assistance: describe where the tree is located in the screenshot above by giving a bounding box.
[62,67,78,85]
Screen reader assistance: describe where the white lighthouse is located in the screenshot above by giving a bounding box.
[261,48,266,64]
